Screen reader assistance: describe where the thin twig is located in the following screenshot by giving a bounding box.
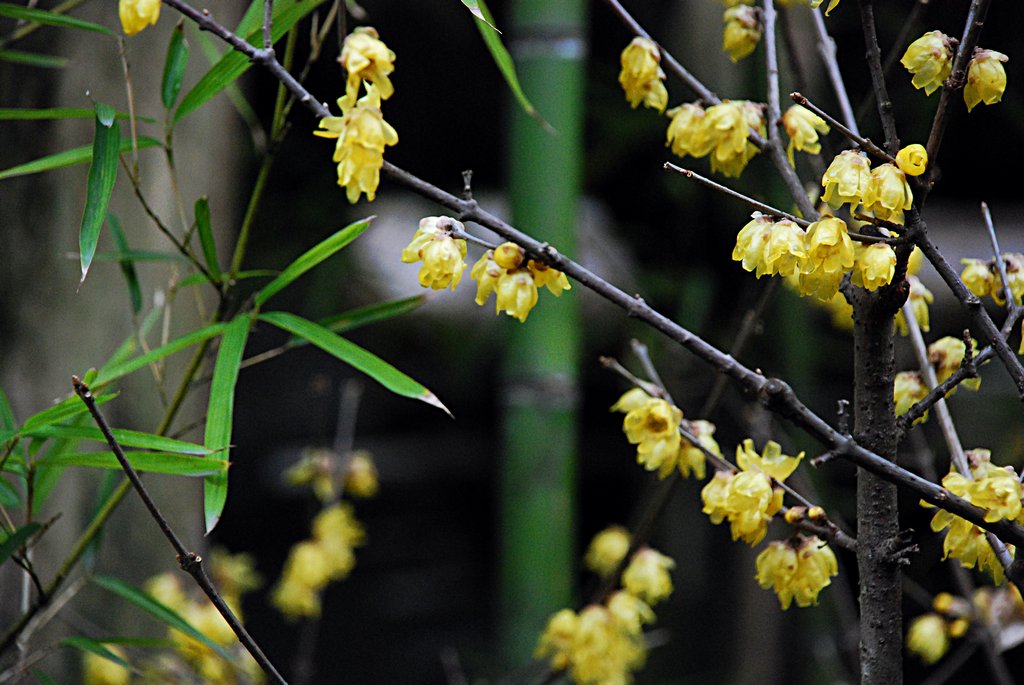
[663,163,808,227]
[789,92,892,163]
[981,202,1017,315]
[856,0,900,154]
[810,7,858,135]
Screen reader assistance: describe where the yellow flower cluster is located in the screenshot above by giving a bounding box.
[315,28,398,204]
[926,449,1021,583]
[611,388,719,480]
[401,216,468,291]
[271,503,366,619]
[928,336,981,392]
[286,447,379,501]
[901,31,954,95]
[471,242,571,322]
[536,541,675,685]
[894,275,934,335]
[619,38,668,113]
[893,370,929,424]
[782,104,829,165]
[961,252,1024,306]
[755,535,838,609]
[701,439,803,545]
[965,49,1009,112]
[906,593,972,665]
[666,100,766,178]
[722,5,762,63]
[821,150,916,225]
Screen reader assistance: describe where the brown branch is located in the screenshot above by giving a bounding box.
[856,0,900,154]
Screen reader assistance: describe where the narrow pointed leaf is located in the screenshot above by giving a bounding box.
[0,479,19,507]
[20,391,117,432]
[254,217,372,307]
[0,3,112,34]
[459,0,500,32]
[0,137,159,181]
[259,311,449,414]
[0,108,155,122]
[178,269,275,289]
[79,104,120,285]
[0,49,67,68]
[203,315,251,533]
[96,322,228,384]
[24,425,214,455]
[60,637,130,668]
[0,523,41,566]
[31,670,57,685]
[194,197,221,281]
[107,214,142,313]
[40,451,227,476]
[162,22,190,109]
[320,294,427,334]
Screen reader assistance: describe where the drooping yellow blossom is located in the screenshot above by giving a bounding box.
[809,0,841,16]
[705,100,765,178]
[610,387,653,413]
[569,604,647,685]
[896,143,928,176]
[961,258,994,298]
[852,243,896,291]
[722,5,762,63]
[495,268,539,322]
[528,259,572,296]
[494,242,526,270]
[894,370,929,424]
[965,49,1009,112]
[622,547,675,605]
[315,85,398,203]
[678,419,718,480]
[471,247,570,323]
[862,163,913,225]
[906,613,950,664]
[992,253,1024,306]
[606,591,655,635]
[584,526,631,577]
[401,216,468,290]
[755,535,838,609]
[802,216,854,277]
[666,103,714,159]
[285,447,341,502]
[763,219,808,279]
[901,31,954,95]
[895,275,934,335]
[83,645,130,685]
[929,336,980,390]
[782,104,829,164]
[340,27,396,104]
[535,608,581,671]
[619,38,668,113]
[118,0,159,36]
[732,212,775,276]
[821,150,871,211]
[620,396,683,478]
[209,548,262,604]
[344,451,379,498]
[470,250,503,305]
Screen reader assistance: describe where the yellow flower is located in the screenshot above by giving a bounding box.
[528,259,572,296]
[535,608,580,670]
[732,212,775,277]
[965,49,1009,112]
[893,370,928,423]
[610,387,652,414]
[570,604,646,685]
[802,216,854,277]
[796,267,846,302]
[705,100,764,178]
[900,31,954,95]
[606,591,655,635]
[821,150,871,211]
[895,143,928,176]
[666,103,714,159]
[928,336,980,390]
[763,219,808,279]
[852,243,896,291]
[906,614,950,664]
[861,163,913,225]
[701,470,733,525]
[782,104,829,164]
[619,37,668,113]
[992,253,1024,306]
[340,27,396,104]
[679,419,717,480]
[118,0,159,36]
[895,275,934,335]
[401,216,468,290]
[621,397,683,478]
[622,547,675,605]
[315,85,398,203]
[960,258,993,298]
[344,451,379,498]
[209,548,262,601]
[470,250,503,305]
[755,536,838,609]
[495,268,539,322]
[272,577,322,619]
[83,645,130,685]
[736,438,804,482]
[145,572,188,611]
[313,502,366,548]
[722,5,762,63]
[493,242,525,270]
[809,0,841,15]
[584,525,631,577]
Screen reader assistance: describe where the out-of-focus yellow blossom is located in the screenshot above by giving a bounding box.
[852,243,897,291]
[763,219,808,279]
[862,163,913,225]
[606,592,655,635]
[732,213,775,277]
[315,85,398,203]
[992,254,1024,306]
[210,548,262,604]
[528,260,572,296]
[901,31,954,95]
[344,451,379,498]
[571,604,647,685]
[895,275,934,335]
[705,100,765,178]
[340,27,396,104]
[271,578,321,620]
[961,258,994,298]
[285,447,340,502]
[619,38,668,113]
[821,150,871,211]
[782,104,829,164]
[83,645,130,685]
[809,0,840,16]
[666,103,714,159]
[146,572,188,612]
[722,5,762,63]
[678,419,718,480]
[496,268,539,322]
[119,0,159,36]
[929,336,980,391]
[494,242,526,270]
[470,250,503,305]
[620,396,684,478]
[584,525,631,577]
[965,49,1009,112]
[907,613,950,664]
[894,371,929,424]
[896,143,929,176]
[973,584,1024,636]
[756,535,838,609]
[535,608,580,671]
[622,547,675,605]
[401,216,468,290]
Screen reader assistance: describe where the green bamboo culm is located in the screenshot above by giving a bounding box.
[500,0,586,666]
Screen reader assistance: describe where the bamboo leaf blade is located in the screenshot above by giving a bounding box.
[0,523,41,566]
[0,3,113,34]
[162,22,190,109]
[194,197,221,281]
[96,323,229,384]
[24,425,214,456]
[79,105,120,284]
[39,451,227,476]
[0,49,68,68]
[0,137,160,182]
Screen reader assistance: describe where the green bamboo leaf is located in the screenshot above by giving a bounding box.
[254,217,372,307]
[79,103,120,285]
[194,197,221,282]
[30,669,58,685]
[177,269,275,289]
[60,637,130,668]
[96,323,228,384]
[259,311,450,414]
[106,214,142,314]
[0,478,19,507]
[24,425,214,456]
[203,315,251,533]
[92,575,235,661]
[0,523,40,566]
[0,107,155,122]
[20,391,117,432]
[174,0,328,122]
[320,294,427,334]
[0,387,24,466]
[162,22,190,109]
[39,451,227,476]
[0,3,112,34]
[0,49,67,68]
[0,137,159,182]
[90,249,188,262]
[102,303,166,372]
[464,0,552,132]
